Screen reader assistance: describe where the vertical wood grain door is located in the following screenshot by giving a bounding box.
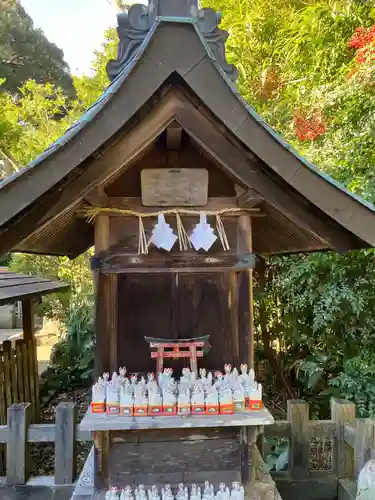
[117,272,232,374]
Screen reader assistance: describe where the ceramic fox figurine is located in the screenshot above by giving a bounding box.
[230,482,244,500]
[121,487,134,500]
[135,485,147,500]
[148,486,160,500]
[91,377,106,412]
[190,484,201,500]
[106,487,119,500]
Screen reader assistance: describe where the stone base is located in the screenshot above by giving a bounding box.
[70,447,95,499]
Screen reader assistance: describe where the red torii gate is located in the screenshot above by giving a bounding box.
[144,335,209,378]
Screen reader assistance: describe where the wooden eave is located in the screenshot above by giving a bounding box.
[0,20,374,257]
[0,269,69,306]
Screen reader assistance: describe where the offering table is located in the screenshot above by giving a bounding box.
[80,409,274,493]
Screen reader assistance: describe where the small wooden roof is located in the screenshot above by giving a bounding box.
[0,269,69,305]
[0,0,375,257]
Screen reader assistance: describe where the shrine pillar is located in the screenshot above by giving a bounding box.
[235,215,255,370]
[94,214,118,376]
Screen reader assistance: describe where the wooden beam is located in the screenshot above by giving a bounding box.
[55,402,76,485]
[288,400,310,479]
[6,403,30,485]
[237,188,264,208]
[355,418,374,478]
[94,215,110,254]
[93,214,110,296]
[237,215,255,369]
[229,272,240,367]
[95,274,108,377]
[76,197,263,218]
[85,186,109,207]
[331,399,355,479]
[97,252,256,274]
[21,298,35,343]
[166,123,182,150]
[108,274,118,373]
[109,196,248,211]
[94,214,112,376]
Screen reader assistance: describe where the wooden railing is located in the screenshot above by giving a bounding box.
[0,339,39,423]
[0,398,372,500]
[261,399,372,500]
[1,402,91,486]
[0,338,39,475]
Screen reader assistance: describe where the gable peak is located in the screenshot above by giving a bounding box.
[106,0,237,83]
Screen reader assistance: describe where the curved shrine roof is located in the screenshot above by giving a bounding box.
[0,0,374,257]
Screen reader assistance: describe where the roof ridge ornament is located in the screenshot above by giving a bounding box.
[197,8,238,83]
[106,1,238,83]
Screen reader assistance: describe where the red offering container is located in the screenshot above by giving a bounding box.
[219,403,234,415]
[106,403,120,415]
[249,400,263,410]
[191,404,205,415]
[205,404,219,415]
[245,396,250,409]
[119,405,133,417]
[91,402,105,413]
[162,404,177,416]
[178,404,191,416]
[148,405,163,416]
[134,405,148,416]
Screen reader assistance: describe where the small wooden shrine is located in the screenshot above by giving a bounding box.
[0,269,69,424]
[1,0,375,496]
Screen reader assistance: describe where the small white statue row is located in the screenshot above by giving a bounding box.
[105,482,244,500]
[91,364,263,416]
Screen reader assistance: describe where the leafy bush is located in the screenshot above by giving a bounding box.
[330,353,375,417]
[39,293,95,405]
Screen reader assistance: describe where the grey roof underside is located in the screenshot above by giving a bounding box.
[0,270,69,305]
[0,19,374,257]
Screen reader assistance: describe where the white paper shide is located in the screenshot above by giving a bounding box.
[190,212,217,251]
[150,214,177,251]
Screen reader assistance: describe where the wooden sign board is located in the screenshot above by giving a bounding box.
[141,168,208,206]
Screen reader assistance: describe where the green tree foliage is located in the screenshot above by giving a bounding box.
[0,30,117,325]
[0,0,73,95]
[73,28,117,110]
[0,28,116,169]
[203,0,375,415]
[39,293,95,403]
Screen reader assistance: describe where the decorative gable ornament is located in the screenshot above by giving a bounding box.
[190,212,217,251]
[149,214,177,251]
[106,2,238,83]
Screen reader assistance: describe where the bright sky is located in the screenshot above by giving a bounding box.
[20,0,119,75]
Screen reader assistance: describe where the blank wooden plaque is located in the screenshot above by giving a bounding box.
[141,168,209,206]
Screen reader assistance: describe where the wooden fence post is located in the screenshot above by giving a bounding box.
[287,400,309,479]
[331,398,355,479]
[55,402,76,485]
[6,403,30,485]
[355,418,375,478]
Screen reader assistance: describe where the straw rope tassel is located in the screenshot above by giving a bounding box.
[175,212,191,251]
[83,206,255,220]
[216,214,230,251]
[138,216,148,255]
